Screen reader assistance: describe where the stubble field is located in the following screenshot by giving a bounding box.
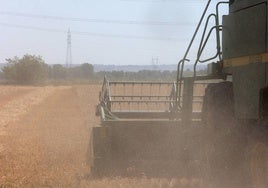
[0,85,205,188]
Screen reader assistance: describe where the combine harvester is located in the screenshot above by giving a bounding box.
[90,0,268,187]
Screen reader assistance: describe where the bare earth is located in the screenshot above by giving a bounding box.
[0,85,203,188]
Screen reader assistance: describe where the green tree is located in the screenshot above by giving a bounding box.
[67,63,94,80]
[2,54,49,84]
[51,64,67,80]
[79,63,94,79]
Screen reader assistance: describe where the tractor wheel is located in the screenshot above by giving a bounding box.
[202,81,250,188]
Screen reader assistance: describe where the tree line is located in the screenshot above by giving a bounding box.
[1,54,206,85]
[2,54,95,85]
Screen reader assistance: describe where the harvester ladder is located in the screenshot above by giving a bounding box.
[176,0,229,111]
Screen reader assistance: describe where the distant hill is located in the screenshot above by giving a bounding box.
[93,64,207,72]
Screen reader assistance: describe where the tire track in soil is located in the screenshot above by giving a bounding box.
[0,87,33,137]
[0,87,34,108]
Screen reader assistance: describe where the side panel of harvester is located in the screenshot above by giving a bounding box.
[89,121,204,177]
[202,1,268,187]
[222,0,268,119]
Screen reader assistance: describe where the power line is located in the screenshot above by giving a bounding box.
[0,22,179,41]
[0,11,193,26]
[0,22,63,33]
[121,0,201,2]
[121,0,216,4]
[122,0,166,1]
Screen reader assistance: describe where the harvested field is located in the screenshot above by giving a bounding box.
[0,85,205,187]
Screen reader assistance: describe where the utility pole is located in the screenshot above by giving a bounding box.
[65,28,72,68]
[152,57,159,70]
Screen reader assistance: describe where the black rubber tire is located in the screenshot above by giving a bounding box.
[202,81,235,130]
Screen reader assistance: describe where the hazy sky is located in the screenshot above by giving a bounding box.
[1,0,228,65]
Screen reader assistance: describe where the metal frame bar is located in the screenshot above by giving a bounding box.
[176,1,229,113]
[176,0,212,111]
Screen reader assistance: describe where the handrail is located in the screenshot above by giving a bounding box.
[176,0,212,111]
[194,25,223,77]
[197,1,228,65]
[193,2,229,77]
[196,13,217,61]
[176,59,189,111]
[176,0,228,112]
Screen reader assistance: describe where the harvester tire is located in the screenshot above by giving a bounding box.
[202,81,250,188]
[202,81,235,131]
